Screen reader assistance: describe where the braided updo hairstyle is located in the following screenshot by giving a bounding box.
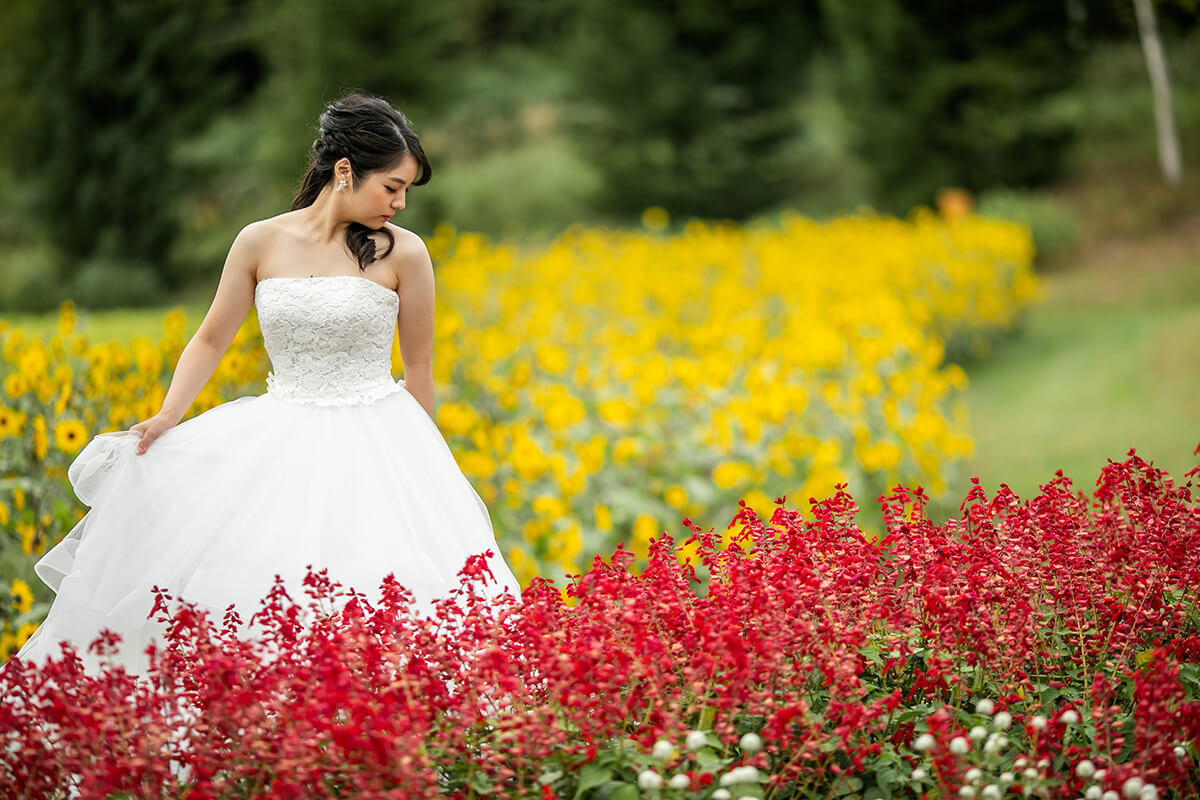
[291,92,432,270]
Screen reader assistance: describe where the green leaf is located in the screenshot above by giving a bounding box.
[573,764,613,799]
[470,770,495,795]
[830,776,864,797]
[609,785,639,800]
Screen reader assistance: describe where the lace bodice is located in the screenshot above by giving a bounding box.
[254,276,405,406]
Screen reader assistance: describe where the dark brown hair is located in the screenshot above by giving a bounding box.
[290,92,432,270]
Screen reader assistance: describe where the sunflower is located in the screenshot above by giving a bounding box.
[54,419,88,454]
[32,415,48,460]
[0,406,25,439]
[3,373,28,399]
[9,579,33,615]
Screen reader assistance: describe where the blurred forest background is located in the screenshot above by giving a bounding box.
[0,0,1197,497]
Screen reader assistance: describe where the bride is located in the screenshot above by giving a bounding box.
[12,92,523,676]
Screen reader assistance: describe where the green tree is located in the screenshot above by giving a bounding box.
[561,0,824,221]
[821,0,1086,212]
[0,0,260,308]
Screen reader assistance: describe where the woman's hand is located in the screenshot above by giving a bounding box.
[129,413,177,456]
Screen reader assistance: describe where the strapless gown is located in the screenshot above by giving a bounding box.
[12,275,522,675]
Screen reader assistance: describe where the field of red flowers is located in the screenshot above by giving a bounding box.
[2,448,1198,800]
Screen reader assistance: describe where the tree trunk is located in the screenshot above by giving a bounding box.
[1132,0,1183,186]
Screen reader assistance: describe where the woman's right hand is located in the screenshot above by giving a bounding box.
[129,413,177,456]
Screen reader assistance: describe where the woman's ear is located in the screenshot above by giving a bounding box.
[335,157,352,183]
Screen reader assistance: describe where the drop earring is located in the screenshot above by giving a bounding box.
[336,178,348,192]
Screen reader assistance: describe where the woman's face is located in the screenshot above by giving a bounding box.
[342,153,420,228]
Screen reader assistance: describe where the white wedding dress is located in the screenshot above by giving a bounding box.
[13,275,521,675]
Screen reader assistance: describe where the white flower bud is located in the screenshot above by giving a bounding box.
[637,769,663,790]
[911,768,929,781]
[1122,777,1143,799]
[1030,715,1047,730]
[914,733,936,752]
[1138,784,1157,800]
[1061,709,1080,724]
[1014,756,1027,768]
[1076,760,1096,779]
[1174,745,1185,758]
[950,736,970,755]
[1086,787,1102,800]
[685,730,708,751]
[969,725,988,741]
[1095,770,1107,781]
[651,739,674,760]
[994,712,1013,730]
[966,767,983,782]
[1023,767,1039,780]
[668,774,690,790]
[981,786,1002,800]
[1102,792,1120,800]
[712,790,731,800]
[976,698,995,715]
[1000,772,1015,785]
[739,732,763,754]
[960,787,976,798]
[1037,758,1050,769]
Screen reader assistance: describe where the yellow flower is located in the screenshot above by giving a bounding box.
[57,300,76,336]
[458,450,496,479]
[535,343,570,376]
[0,501,8,525]
[664,485,688,509]
[54,419,89,454]
[712,460,752,490]
[32,415,48,460]
[641,206,670,231]
[4,373,28,399]
[532,496,568,519]
[632,513,659,545]
[593,502,612,533]
[13,487,25,511]
[17,522,35,556]
[436,402,478,437]
[0,406,26,438]
[9,579,33,614]
[15,621,38,647]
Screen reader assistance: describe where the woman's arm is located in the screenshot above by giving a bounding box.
[392,231,436,421]
[130,222,264,454]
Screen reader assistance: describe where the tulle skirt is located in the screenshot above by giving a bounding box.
[13,383,521,676]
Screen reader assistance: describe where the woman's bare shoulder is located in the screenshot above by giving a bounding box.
[379,223,433,279]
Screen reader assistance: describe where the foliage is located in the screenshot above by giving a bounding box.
[0,213,1038,630]
[820,0,1085,213]
[1,450,1198,798]
[0,0,262,306]
[975,189,1082,264]
[561,0,822,221]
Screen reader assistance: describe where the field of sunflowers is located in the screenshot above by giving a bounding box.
[0,208,1039,658]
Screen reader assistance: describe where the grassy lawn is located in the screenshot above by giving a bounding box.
[956,210,1200,501]
[3,301,211,342]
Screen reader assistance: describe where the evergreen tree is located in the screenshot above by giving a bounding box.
[0,0,259,305]
[821,0,1086,212]
[562,0,824,221]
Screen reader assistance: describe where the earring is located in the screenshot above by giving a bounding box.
[336,178,348,192]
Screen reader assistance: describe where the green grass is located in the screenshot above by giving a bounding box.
[3,303,210,342]
[955,222,1200,501]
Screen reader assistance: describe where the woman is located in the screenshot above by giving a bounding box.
[13,92,522,676]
